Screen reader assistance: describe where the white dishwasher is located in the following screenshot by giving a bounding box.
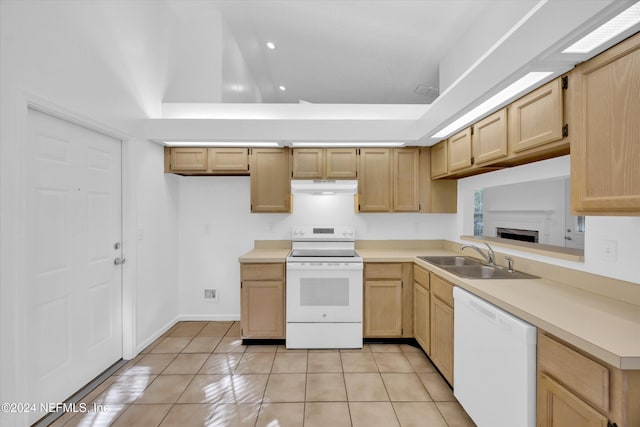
[453,287,536,427]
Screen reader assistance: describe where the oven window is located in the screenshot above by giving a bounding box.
[300,278,349,306]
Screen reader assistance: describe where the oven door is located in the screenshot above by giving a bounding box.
[286,262,363,323]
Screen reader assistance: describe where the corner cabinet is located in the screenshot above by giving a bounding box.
[249,148,291,213]
[430,140,449,178]
[240,263,285,339]
[569,31,640,215]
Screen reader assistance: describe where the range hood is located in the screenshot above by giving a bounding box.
[291,180,358,195]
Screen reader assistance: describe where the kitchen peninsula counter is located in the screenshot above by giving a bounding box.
[239,239,640,369]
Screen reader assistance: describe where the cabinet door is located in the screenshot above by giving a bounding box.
[170,147,208,171]
[393,148,420,212]
[250,148,291,213]
[448,128,472,172]
[326,148,357,179]
[570,32,640,214]
[430,141,449,178]
[413,282,430,354]
[430,295,454,384]
[209,148,249,171]
[292,148,324,179]
[537,373,609,427]
[364,280,402,337]
[473,109,507,165]
[241,280,284,338]
[358,148,392,212]
[509,78,563,153]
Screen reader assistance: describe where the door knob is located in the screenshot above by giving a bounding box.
[114,257,126,265]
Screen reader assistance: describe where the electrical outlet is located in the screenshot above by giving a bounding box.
[204,289,218,302]
[600,239,617,262]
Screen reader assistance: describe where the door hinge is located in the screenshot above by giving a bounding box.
[418,203,421,211]
[607,422,618,427]
[561,75,568,90]
[358,204,361,211]
[241,328,243,336]
[562,124,569,138]
[470,127,474,136]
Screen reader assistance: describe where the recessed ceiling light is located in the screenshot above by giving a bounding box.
[563,2,640,53]
[279,86,286,91]
[266,42,276,50]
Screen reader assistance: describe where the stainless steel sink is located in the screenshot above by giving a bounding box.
[443,264,538,280]
[418,256,538,280]
[417,256,483,266]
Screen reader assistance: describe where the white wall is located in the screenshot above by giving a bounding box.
[456,156,640,285]
[178,177,456,318]
[0,1,181,419]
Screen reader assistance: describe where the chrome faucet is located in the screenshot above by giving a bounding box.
[461,243,496,266]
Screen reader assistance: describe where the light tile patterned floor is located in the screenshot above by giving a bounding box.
[51,321,476,426]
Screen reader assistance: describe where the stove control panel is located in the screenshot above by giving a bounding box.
[291,225,355,241]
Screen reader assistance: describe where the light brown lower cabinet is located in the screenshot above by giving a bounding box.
[537,331,640,427]
[413,265,430,353]
[363,263,413,338]
[537,372,609,427]
[429,273,454,384]
[240,263,285,339]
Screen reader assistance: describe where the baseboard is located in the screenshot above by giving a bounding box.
[135,315,180,355]
[177,314,240,322]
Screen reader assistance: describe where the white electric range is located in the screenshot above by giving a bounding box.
[285,225,363,349]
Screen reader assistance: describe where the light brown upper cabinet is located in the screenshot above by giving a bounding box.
[473,109,508,165]
[250,148,291,213]
[292,148,324,179]
[292,148,357,179]
[325,148,358,178]
[447,127,472,172]
[420,148,457,213]
[168,147,208,172]
[358,148,422,212]
[358,148,393,212]
[165,147,249,175]
[509,78,564,154]
[569,31,640,215]
[209,148,249,172]
[393,148,420,211]
[430,140,449,178]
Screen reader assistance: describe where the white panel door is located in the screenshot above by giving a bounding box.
[27,109,123,423]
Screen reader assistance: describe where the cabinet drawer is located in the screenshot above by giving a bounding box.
[241,263,284,281]
[538,333,610,413]
[413,265,429,289]
[364,263,403,279]
[430,274,453,307]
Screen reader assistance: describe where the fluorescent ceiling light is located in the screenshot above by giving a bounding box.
[291,142,406,147]
[266,41,276,50]
[563,2,640,53]
[432,71,553,139]
[165,141,280,147]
